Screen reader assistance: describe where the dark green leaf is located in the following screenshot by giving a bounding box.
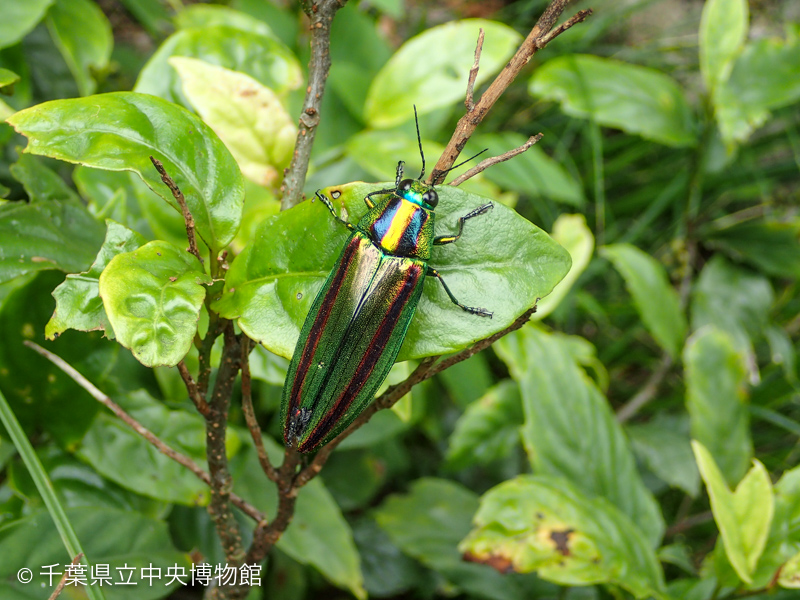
[99,240,211,367]
[353,517,423,598]
[704,218,800,279]
[460,475,666,599]
[45,0,112,96]
[365,20,521,128]
[213,182,571,360]
[601,243,686,358]
[684,327,752,486]
[46,220,146,339]
[495,326,664,547]
[530,54,696,147]
[7,92,245,251]
[374,477,530,600]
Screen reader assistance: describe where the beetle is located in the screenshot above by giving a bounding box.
[280,118,493,452]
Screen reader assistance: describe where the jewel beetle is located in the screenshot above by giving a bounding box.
[280,118,493,453]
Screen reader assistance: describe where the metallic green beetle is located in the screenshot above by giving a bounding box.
[281,132,493,453]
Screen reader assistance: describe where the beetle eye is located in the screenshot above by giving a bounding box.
[423,189,438,208]
[399,179,413,191]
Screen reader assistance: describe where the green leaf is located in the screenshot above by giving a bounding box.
[365,19,522,128]
[691,254,773,380]
[374,477,531,600]
[0,0,54,50]
[530,54,696,147]
[7,92,245,251]
[77,390,226,506]
[601,243,686,358]
[0,157,105,285]
[704,218,800,279]
[494,326,664,547]
[472,133,584,206]
[534,214,594,319]
[99,240,211,367]
[446,380,523,469]
[45,0,113,96]
[460,475,666,599]
[230,435,366,599]
[212,182,572,360]
[175,3,277,37]
[134,22,302,106]
[0,67,20,90]
[627,415,700,497]
[684,327,752,486]
[693,441,773,583]
[170,56,296,188]
[46,221,147,340]
[0,506,188,600]
[715,35,800,143]
[699,0,748,91]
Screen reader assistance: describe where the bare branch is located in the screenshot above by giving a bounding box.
[429,1,592,184]
[465,28,485,112]
[240,338,278,482]
[448,133,543,186]
[535,8,593,48]
[149,156,203,264]
[178,360,210,417]
[47,553,83,600]
[23,341,264,523]
[281,0,350,210]
[615,354,673,423]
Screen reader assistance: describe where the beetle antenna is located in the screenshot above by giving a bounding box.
[441,148,489,176]
[413,105,425,180]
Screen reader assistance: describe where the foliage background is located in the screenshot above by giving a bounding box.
[0,0,800,599]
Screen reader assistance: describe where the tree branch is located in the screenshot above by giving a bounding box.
[280,0,350,210]
[47,553,83,600]
[240,338,278,482]
[448,134,543,186]
[465,28,485,112]
[149,156,203,264]
[615,354,673,423]
[429,2,592,184]
[178,360,210,417]
[23,341,264,523]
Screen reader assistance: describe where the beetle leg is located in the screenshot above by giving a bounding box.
[316,190,355,231]
[428,267,492,318]
[395,160,405,188]
[434,203,493,245]
[364,187,398,210]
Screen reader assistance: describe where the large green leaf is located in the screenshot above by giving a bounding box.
[699,0,748,91]
[495,325,664,547]
[460,475,666,599]
[0,0,54,50]
[364,19,521,128]
[373,477,532,600]
[693,441,773,584]
[601,243,686,358]
[7,92,245,251]
[684,327,752,486]
[530,54,696,147]
[99,240,211,367]
[77,390,233,506]
[45,0,113,96]
[212,182,572,360]
[170,56,296,188]
[46,221,147,340]
[0,156,105,284]
[134,20,302,107]
[471,133,584,206]
[0,506,189,600]
[533,214,593,320]
[229,435,365,599]
[715,35,800,143]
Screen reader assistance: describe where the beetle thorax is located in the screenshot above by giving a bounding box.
[367,195,433,259]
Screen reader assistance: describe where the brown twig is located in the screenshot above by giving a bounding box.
[240,338,278,482]
[616,354,673,422]
[204,323,246,566]
[465,28,485,111]
[448,134,544,186]
[149,156,203,264]
[665,510,713,537]
[178,360,210,417]
[294,305,538,487]
[23,341,264,523]
[47,553,83,600]
[429,2,592,184]
[281,0,350,210]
